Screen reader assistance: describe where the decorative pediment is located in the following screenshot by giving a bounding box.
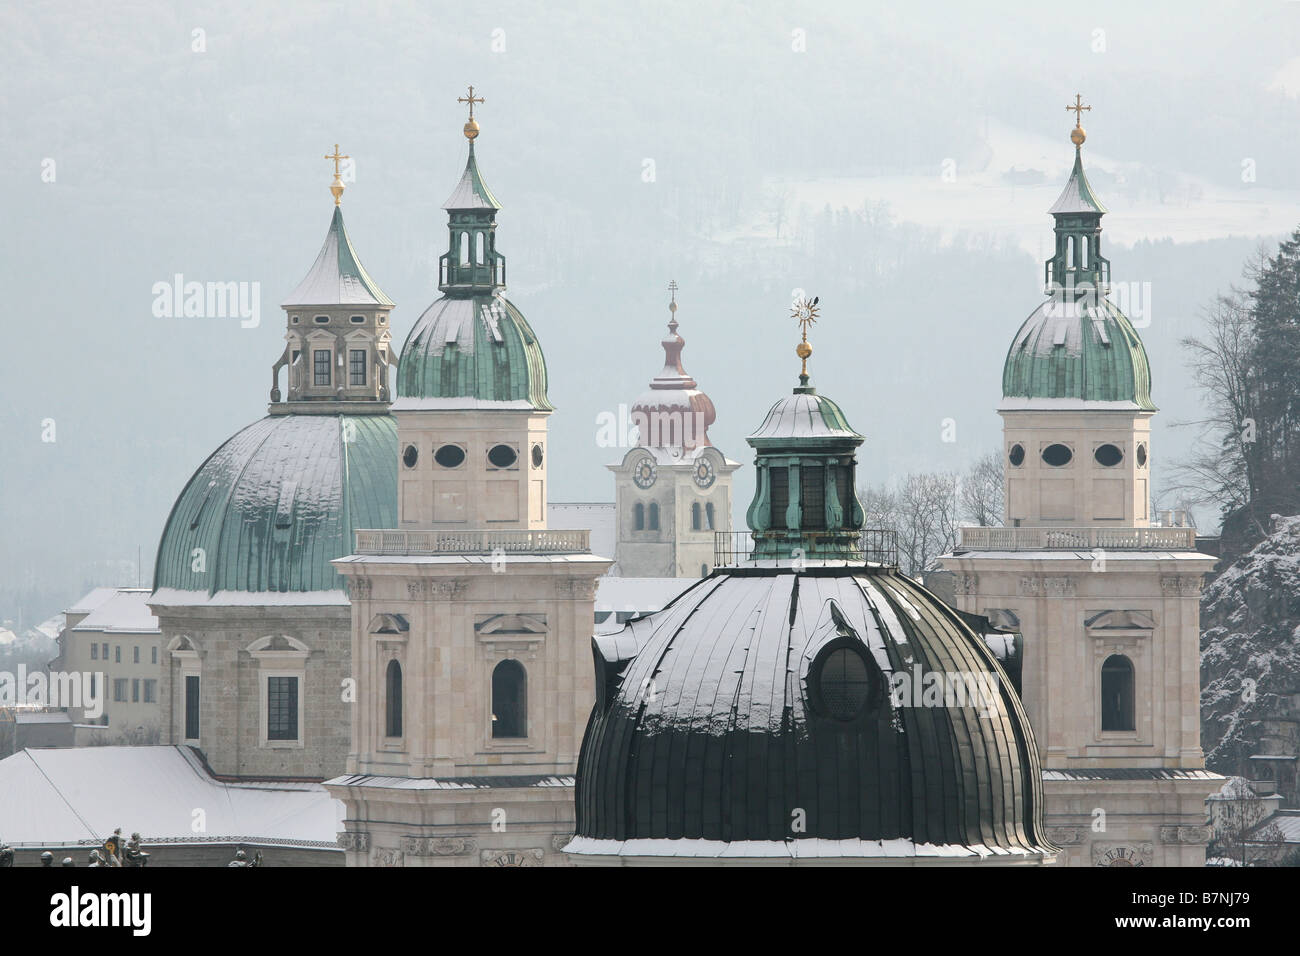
[475,614,547,635]
[247,633,310,653]
[1084,610,1155,631]
[167,634,196,653]
[369,613,410,635]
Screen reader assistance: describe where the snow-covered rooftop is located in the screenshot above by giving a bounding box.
[0,746,343,848]
[73,588,159,634]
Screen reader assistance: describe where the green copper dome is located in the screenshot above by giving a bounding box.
[154,414,397,595]
[396,294,551,409]
[1002,298,1154,409]
[1002,138,1155,410]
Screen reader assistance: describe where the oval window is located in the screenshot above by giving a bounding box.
[531,444,544,468]
[1042,443,1073,467]
[1008,443,1025,467]
[434,444,466,468]
[1094,443,1123,467]
[814,646,873,721]
[1137,444,1148,468]
[487,444,517,468]
[402,445,418,469]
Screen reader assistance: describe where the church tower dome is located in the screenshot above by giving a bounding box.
[569,307,1056,865]
[395,88,550,411]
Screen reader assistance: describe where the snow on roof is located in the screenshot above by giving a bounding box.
[149,588,351,608]
[548,502,616,560]
[14,713,74,725]
[73,589,159,634]
[1267,812,1300,843]
[0,746,343,847]
[67,587,120,615]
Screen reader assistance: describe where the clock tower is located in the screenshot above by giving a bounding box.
[608,286,739,578]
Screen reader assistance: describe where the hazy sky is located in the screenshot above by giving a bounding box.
[3,0,1300,624]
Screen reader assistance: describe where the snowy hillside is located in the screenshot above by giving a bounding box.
[1201,515,1300,774]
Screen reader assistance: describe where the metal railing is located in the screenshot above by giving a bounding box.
[956,525,1198,552]
[355,528,590,555]
[713,530,898,567]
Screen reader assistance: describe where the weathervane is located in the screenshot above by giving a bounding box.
[1066,93,1090,147]
[324,143,349,205]
[792,294,819,382]
[459,85,485,140]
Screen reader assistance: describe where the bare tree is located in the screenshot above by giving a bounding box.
[959,450,1004,527]
[1208,776,1287,866]
[860,472,959,577]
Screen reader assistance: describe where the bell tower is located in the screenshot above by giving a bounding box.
[609,283,739,577]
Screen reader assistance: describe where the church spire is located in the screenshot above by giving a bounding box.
[439,85,505,294]
[629,282,716,450]
[1045,94,1110,296]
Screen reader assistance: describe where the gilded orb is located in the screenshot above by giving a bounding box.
[796,341,813,360]
[1070,125,1086,146]
[464,118,480,140]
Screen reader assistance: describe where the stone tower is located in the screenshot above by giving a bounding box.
[937,104,1219,867]
[325,92,610,867]
[608,286,739,577]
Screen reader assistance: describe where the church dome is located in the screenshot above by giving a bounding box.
[570,566,1054,862]
[396,294,551,409]
[154,414,396,596]
[1001,297,1154,408]
[628,291,715,449]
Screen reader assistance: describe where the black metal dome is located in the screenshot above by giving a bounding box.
[570,565,1056,863]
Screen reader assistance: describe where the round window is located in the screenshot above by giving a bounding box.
[1008,443,1025,467]
[487,444,518,468]
[1041,443,1073,467]
[434,444,466,468]
[813,645,874,721]
[1094,443,1123,467]
[1137,444,1148,468]
[402,445,418,469]
[531,444,544,468]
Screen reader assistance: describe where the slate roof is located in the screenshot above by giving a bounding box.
[573,566,1055,857]
[442,144,502,211]
[1048,147,1108,216]
[748,387,863,445]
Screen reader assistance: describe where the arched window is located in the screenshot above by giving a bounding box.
[491,660,527,738]
[691,502,702,531]
[459,231,470,266]
[648,502,660,531]
[705,502,716,530]
[476,231,485,264]
[1101,655,1135,731]
[385,660,403,738]
[633,502,645,530]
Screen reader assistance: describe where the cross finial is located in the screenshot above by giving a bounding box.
[668,279,678,311]
[459,85,485,140]
[324,143,350,205]
[1066,94,1091,147]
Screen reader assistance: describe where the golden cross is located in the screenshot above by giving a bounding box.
[668,279,678,304]
[1066,94,1091,127]
[458,85,484,120]
[324,144,349,178]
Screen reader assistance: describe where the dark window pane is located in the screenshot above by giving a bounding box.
[818,647,872,720]
[184,675,200,739]
[267,676,298,741]
[801,466,826,529]
[314,349,331,386]
[1101,655,1135,731]
[349,349,366,385]
[386,661,403,738]
[769,467,789,528]
[492,660,527,738]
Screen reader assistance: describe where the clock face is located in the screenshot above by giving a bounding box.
[693,457,716,489]
[1100,846,1142,867]
[632,456,657,489]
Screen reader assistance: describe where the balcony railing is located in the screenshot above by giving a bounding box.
[956,526,1198,552]
[355,528,590,555]
[714,530,898,567]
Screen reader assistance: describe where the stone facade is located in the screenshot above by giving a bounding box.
[153,602,352,779]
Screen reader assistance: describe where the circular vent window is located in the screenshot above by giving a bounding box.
[1094,443,1123,467]
[531,444,544,468]
[487,444,517,468]
[1042,443,1073,467]
[434,444,466,468]
[402,445,418,469]
[1008,443,1025,467]
[1137,444,1148,467]
[813,645,874,721]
